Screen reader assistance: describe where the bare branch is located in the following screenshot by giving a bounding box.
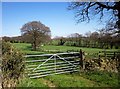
[96,2,116,10]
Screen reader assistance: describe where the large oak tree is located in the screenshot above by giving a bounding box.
[21,21,51,51]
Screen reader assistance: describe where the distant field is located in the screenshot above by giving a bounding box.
[42,45,118,53]
[12,43,118,54]
[12,43,44,54]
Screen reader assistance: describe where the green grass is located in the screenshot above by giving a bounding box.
[12,43,119,87]
[12,43,44,54]
[12,43,117,54]
[12,43,31,51]
[44,73,107,87]
[12,43,118,60]
[80,70,119,87]
[43,45,103,53]
[44,45,117,53]
[17,71,118,87]
[45,74,95,87]
[17,77,48,87]
[44,71,118,87]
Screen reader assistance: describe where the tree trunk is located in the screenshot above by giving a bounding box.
[32,41,36,51]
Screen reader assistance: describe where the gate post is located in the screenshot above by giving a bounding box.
[113,52,116,60]
[54,54,57,74]
[79,49,85,71]
[98,51,101,67]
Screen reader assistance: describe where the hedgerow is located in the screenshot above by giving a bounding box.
[2,41,25,88]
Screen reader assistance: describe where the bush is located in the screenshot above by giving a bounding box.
[2,41,25,88]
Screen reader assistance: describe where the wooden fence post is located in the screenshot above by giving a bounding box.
[98,51,101,67]
[104,50,106,60]
[114,52,116,60]
[83,52,85,70]
[54,55,56,74]
[79,49,85,71]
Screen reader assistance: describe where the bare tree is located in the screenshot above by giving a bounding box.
[68,1,120,30]
[90,32,99,47]
[67,33,82,46]
[98,22,120,48]
[21,21,51,51]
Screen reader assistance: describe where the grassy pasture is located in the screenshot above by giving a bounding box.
[12,43,117,54]
[18,72,118,87]
[12,43,119,87]
[17,77,48,87]
[45,73,102,87]
[12,43,44,55]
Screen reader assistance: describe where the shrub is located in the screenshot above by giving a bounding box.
[1,41,25,88]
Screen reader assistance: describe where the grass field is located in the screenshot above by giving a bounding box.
[18,71,118,87]
[17,77,48,87]
[12,43,119,87]
[12,43,44,54]
[12,43,117,54]
[45,73,102,87]
[44,72,118,87]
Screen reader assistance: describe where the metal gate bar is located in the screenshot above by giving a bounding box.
[25,52,80,78]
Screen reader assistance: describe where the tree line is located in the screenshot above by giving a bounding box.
[50,29,120,49]
[2,21,120,49]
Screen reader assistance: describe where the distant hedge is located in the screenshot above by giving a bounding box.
[2,41,25,88]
